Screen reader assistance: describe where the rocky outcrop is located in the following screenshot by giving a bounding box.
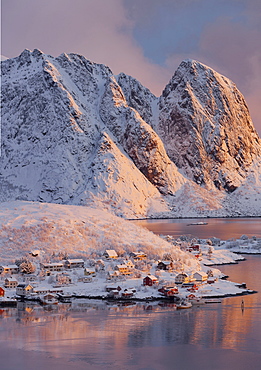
[100,78,186,195]
[116,72,157,126]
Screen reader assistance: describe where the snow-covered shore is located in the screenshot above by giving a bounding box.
[0,201,257,305]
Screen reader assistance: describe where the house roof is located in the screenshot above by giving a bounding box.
[17,283,33,289]
[5,277,18,282]
[108,270,120,276]
[130,251,147,257]
[194,271,208,276]
[1,265,19,269]
[104,250,118,257]
[65,259,84,263]
[144,275,158,281]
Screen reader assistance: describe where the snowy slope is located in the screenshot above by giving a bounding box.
[0,50,174,217]
[0,201,197,271]
[1,50,261,218]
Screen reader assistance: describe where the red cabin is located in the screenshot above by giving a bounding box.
[143,275,158,286]
[0,287,5,297]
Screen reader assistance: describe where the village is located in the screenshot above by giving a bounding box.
[0,239,254,308]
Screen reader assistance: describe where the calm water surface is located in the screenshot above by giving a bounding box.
[134,217,261,240]
[0,219,261,370]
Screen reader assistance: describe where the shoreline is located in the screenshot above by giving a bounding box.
[11,287,256,307]
[129,215,261,221]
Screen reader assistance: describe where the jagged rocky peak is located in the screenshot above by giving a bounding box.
[0,49,176,216]
[116,72,157,126]
[99,76,187,195]
[1,50,261,218]
[158,59,261,192]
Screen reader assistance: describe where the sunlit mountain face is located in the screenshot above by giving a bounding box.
[1,50,261,218]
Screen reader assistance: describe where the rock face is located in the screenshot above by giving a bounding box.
[157,59,261,192]
[1,50,261,217]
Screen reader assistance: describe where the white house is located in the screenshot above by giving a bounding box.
[103,250,118,259]
[84,268,96,276]
[115,264,132,275]
[31,287,63,296]
[4,277,18,288]
[124,260,135,269]
[130,252,147,260]
[32,287,51,295]
[16,283,34,296]
[107,271,120,280]
[64,259,85,269]
[193,271,208,282]
[40,262,64,272]
[175,273,190,284]
[0,265,19,274]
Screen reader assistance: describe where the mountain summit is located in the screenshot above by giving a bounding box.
[1,50,261,217]
[157,59,261,191]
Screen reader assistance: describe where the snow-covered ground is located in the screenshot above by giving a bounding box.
[0,201,255,303]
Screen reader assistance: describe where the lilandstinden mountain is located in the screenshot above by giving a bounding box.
[1,49,261,218]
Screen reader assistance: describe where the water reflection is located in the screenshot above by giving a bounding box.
[134,217,261,239]
[0,286,260,358]
[1,248,261,368]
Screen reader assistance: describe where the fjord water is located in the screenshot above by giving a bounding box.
[134,217,261,239]
[0,219,261,370]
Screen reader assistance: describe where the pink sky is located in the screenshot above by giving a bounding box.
[1,0,261,134]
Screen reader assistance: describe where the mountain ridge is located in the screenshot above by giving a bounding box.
[1,49,261,218]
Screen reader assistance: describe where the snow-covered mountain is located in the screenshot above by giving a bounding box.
[1,49,261,217]
[157,59,261,192]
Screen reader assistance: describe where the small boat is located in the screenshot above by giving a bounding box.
[40,293,58,305]
[176,300,192,309]
[187,222,208,226]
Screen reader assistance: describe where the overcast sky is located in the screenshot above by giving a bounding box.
[1,0,261,134]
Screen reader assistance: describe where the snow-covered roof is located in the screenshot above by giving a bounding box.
[159,261,172,265]
[104,250,118,257]
[193,271,208,276]
[144,274,158,281]
[5,277,18,282]
[65,259,84,263]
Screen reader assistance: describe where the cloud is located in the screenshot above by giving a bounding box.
[2,0,261,133]
[164,12,261,135]
[199,17,261,134]
[1,0,169,95]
